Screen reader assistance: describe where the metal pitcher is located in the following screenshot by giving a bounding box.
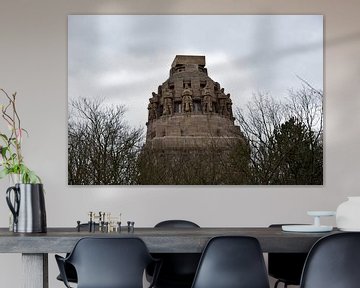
[6,183,47,233]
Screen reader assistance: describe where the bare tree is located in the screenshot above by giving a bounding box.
[235,81,323,184]
[68,97,143,185]
[285,77,323,142]
[236,92,284,183]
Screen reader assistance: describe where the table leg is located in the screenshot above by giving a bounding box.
[22,253,48,288]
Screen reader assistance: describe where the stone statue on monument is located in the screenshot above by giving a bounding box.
[182,84,193,113]
[163,89,173,116]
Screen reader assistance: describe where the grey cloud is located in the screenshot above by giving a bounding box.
[68,15,323,129]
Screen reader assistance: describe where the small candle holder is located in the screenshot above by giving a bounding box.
[282,211,335,232]
[307,211,336,227]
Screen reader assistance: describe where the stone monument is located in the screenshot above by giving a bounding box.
[145,55,244,149]
[139,55,248,184]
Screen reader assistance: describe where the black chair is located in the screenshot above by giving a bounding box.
[154,220,200,229]
[55,237,160,288]
[191,236,270,288]
[56,262,77,284]
[300,232,360,288]
[56,223,99,284]
[147,220,201,288]
[268,224,308,288]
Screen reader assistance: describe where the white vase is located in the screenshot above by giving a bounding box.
[336,197,360,231]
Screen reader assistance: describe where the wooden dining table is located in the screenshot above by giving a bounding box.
[0,226,339,288]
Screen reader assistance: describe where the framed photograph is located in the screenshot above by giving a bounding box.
[68,15,323,185]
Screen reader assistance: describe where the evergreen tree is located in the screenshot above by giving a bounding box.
[268,117,323,184]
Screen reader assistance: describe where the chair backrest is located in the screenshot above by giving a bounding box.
[300,232,360,288]
[268,224,308,285]
[150,220,201,287]
[155,219,200,228]
[66,237,154,288]
[191,236,270,288]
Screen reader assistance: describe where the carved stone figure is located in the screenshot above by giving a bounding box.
[163,89,173,116]
[217,88,227,116]
[201,83,213,113]
[148,98,157,120]
[219,88,226,97]
[202,83,212,97]
[226,94,233,118]
[219,98,227,116]
[182,95,193,113]
[202,94,213,113]
[182,84,193,113]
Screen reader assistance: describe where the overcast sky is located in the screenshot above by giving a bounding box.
[68,15,323,129]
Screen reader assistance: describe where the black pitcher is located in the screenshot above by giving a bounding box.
[6,183,47,233]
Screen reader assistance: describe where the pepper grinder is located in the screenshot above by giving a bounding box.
[77,221,81,232]
[88,211,93,232]
[127,221,135,233]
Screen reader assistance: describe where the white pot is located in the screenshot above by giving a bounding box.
[336,197,360,231]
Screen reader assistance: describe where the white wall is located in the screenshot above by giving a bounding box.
[1,0,360,287]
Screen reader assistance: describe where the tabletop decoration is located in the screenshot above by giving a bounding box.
[0,88,46,233]
[0,89,40,183]
[282,211,335,232]
[336,197,360,231]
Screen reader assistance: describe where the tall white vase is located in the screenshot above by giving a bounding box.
[336,197,360,231]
